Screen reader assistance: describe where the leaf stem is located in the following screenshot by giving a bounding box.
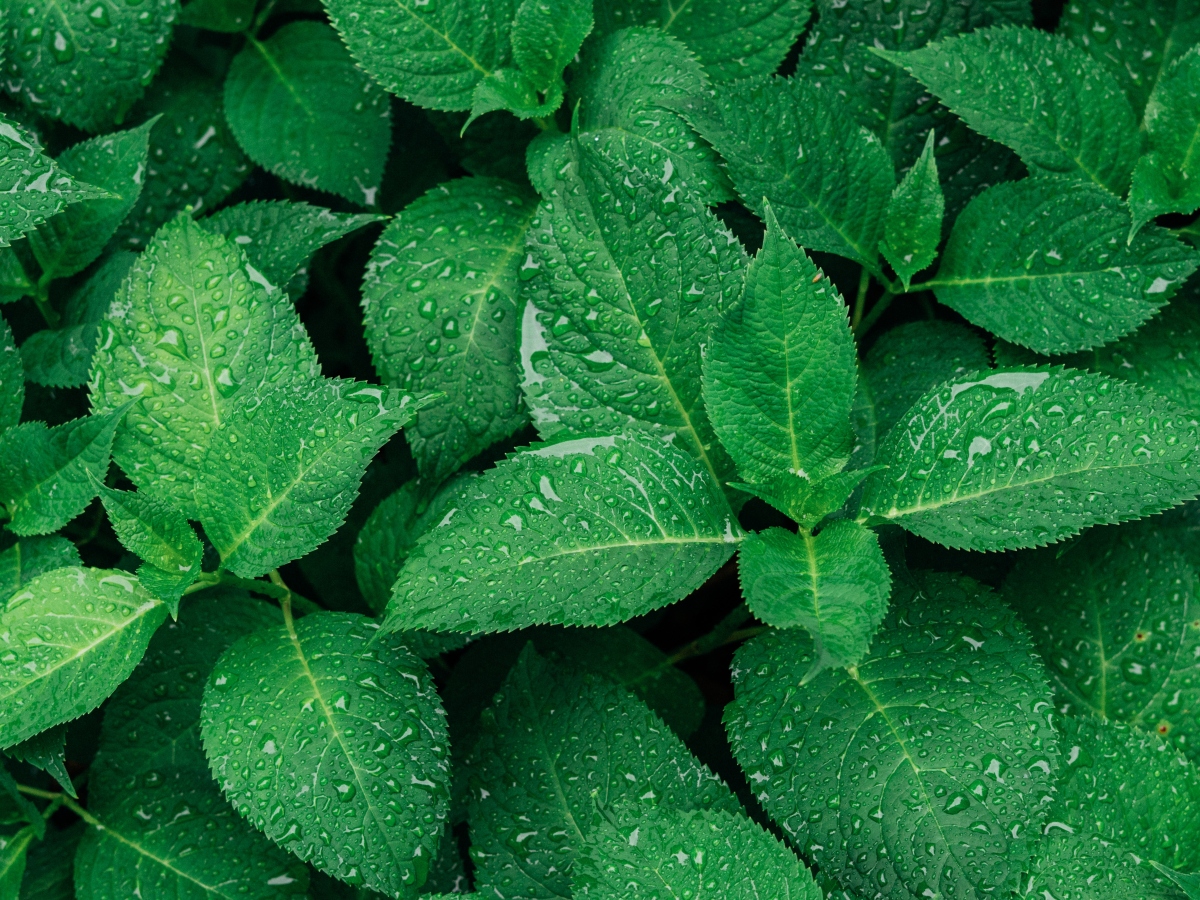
[850,268,871,331]
[16,784,97,827]
[32,273,59,329]
[665,602,756,666]
[184,569,320,616]
[855,290,895,338]
[271,569,295,632]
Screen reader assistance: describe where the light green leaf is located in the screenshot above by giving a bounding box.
[200,612,450,898]
[881,130,944,289]
[1130,47,1200,233]
[91,215,319,516]
[738,521,890,673]
[4,725,73,796]
[76,591,309,900]
[727,571,1058,900]
[861,367,1200,550]
[19,823,81,900]
[574,805,820,899]
[30,119,153,281]
[0,567,166,748]
[0,315,21,432]
[468,645,739,899]
[178,0,255,31]
[0,537,81,598]
[1003,519,1200,762]
[519,139,745,493]
[5,0,175,132]
[99,486,201,592]
[0,825,35,900]
[0,407,124,536]
[1021,831,1186,900]
[224,22,392,205]
[511,0,592,91]
[363,178,535,482]
[385,432,741,634]
[685,75,895,267]
[877,26,1142,195]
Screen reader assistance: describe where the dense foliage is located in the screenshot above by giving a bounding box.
[2,0,1200,898]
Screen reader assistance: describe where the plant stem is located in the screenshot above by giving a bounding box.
[855,290,895,338]
[271,569,296,632]
[665,602,755,666]
[17,784,98,827]
[184,569,320,615]
[850,268,871,331]
[32,274,59,328]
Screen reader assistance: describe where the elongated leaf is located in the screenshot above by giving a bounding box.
[685,75,895,267]
[739,521,890,672]
[861,368,1200,550]
[878,27,1141,195]
[196,379,427,578]
[727,572,1058,900]
[881,130,944,289]
[703,206,856,485]
[0,407,124,536]
[519,139,745,492]
[364,178,534,482]
[0,567,166,748]
[4,725,73,796]
[468,645,738,899]
[386,432,741,634]
[1003,520,1200,762]
[200,612,450,898]
[91,215,319,515]
[0,826,34,899]
[1131,47,1200,232]
[0,537,80,599]
[224,22,391,205]
[0,315,20,433]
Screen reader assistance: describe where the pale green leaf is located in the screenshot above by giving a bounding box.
[99,486,202,585]
[738,521,890,672]
[4,725,73,796]
[0,567,166,748]
[0,407,124,536]
[200,612,450,898]
[703,206,856,484]
[0,826,34,900]
[511,0,592,91]
[224,22,392,205]
[363,177,534,482]
[727,571,1058,900]
[385,432,741,634]
[881,130,944,289]
[519,139,745,493]
[0,315,20,432]
[1130,47,1200,233]
[861,367,1200,550]
[877,26,1142,195]
[0,537,80,598]
[467,645,739,899]
[91,215,319,516]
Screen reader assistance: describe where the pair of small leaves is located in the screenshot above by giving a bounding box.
[99,487,201,612]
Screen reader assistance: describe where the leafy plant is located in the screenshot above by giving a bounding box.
[2,1,1200,899]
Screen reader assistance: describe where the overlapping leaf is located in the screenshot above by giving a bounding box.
[0,315,21,432]
[100,487,202,610]
[0,537,80,598]
[881,131,945,289]
[1130,47,1200,232]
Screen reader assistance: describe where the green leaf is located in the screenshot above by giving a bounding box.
[0,407,124,536]
[385,431,741,634]
[519,139,746,493]
[1130,47,1200,234]
[467,645,739,899]
[685,75,895,267]
[732,467,880,529]
[200,612,450,898]
[569,27,731,205]
[0,763,44,835]
[738,521,890,672]
[861,367,1200,550]
[91,215,319,516]
[0,536,81,598]
[863,320,991,441]
[1021,830,1187,900]
[5,0,174,132]
[593,0,812,82]
[196,379,428,579]
[469,66,565,125]
[99,486,202,603]
[0,315,21,433]
[1003,519,1200,762]
[1152,864,1200,900]
[4,725,73,796]
[0,826,35,900]
[877,26,1142,195]
[0,567,166,748]
[201,201,384,294]
[363,178,535,482]
[727,571,1058,900]
[703,206,856,485]
[0,114,106,247]
[19,823,81,900]
[224,22,392,205]
[30,120,153,281]
[881,130,944,289]
[0,248,34,305]
[179,0,255,31]
[76,591,309,900]
[511,0,592,92]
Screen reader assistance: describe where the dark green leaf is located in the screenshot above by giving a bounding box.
[0,315,21,432]
[179,0,256,31]
[1130,47,1200,233]
[19,823,81,900]
[881,130,944,289]
[0,536,81,598]
[3,725,73,796]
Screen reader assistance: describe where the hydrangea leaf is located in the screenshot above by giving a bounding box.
[178,0,255,31]
[0,825,35,897]
[200,612,451,898]
[732,467,882,529]
[196,379,429,579]
[703,206,856,485]
[1152,864,1200,900]
[739,521,890,673]
[363,178,535,483]
[1130,47,1200,234]
[881,130,944,290]
[861,367,1200,550]
[877,27,1141,195]
[91,215,319,516]
[3,725,73,796]
[0,315,21,432]
[0,536,80,598]
[385,432,741,634]
[467,645,739,899]
[0,567,166,748]
[224,22,392,205]
[519,139,745,493]
[1003,520,1200,761]
[19,822,81,900]
[685,75,895,267]
[5,0,176,132]
[0,407,124,536]
[1021,830,1186,900]
[76,592,309,900]
[510,0,592,93]
[727,572,1058,900]
[99,486,202,606]
[0,249,33,305]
